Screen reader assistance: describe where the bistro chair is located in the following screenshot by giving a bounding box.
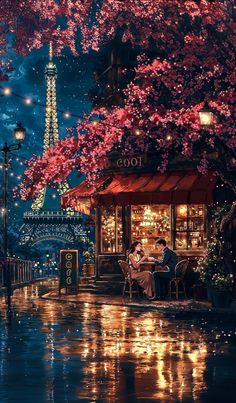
[168,259,189,300]
[118,260,140,301]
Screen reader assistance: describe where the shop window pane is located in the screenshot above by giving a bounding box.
[117,207,123,253]
[101,206,123,253]
[176,205,188,230]
[188,205,204,230]
[175,204,205,250]
[175,232,188,250]
[189,232,204,249]
[101,207,116,253]
[131,205,171,253]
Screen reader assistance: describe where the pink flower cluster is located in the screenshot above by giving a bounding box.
[1,1,233,199]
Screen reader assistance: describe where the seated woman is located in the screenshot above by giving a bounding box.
[128,241,155,300]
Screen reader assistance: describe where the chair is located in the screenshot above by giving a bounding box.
[118,260,140,301]
[168,259,189,300]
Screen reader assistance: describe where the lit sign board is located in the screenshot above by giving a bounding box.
[59,250,78,294]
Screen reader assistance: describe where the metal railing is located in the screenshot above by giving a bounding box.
[24,210,82,219]
[0,257,34,288]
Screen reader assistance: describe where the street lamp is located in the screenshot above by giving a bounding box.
[14,122,26,142]
[46,251,50,276]
[0,122,26,309]
[199,102,216,128]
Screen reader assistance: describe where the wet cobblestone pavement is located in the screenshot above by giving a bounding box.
[1,279,236,402]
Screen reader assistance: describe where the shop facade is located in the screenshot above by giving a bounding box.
[61,153,217,280]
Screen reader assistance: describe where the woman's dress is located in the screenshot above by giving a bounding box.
[128,253,155,298]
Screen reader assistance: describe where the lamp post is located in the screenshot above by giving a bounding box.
[0,122,26,309]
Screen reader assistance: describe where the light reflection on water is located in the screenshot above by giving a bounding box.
[0,280,236,402]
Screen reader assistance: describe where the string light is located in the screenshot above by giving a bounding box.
[0,85,125,131]
[135,129,140,136]
[3,87,11,95]
[24,97,32,105]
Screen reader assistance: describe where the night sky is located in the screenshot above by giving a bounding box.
[0,45,97,246]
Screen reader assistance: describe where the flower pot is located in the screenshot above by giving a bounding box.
[212,289,232,308]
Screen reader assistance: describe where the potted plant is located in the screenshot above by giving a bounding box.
[194,240,233,307]
[194,241,221,301]
[211,273,233,308]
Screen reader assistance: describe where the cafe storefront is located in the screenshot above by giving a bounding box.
[61,154,217,280]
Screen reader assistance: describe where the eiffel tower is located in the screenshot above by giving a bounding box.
[19,43,83,245]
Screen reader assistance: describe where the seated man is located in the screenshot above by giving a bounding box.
[153,239,178,298]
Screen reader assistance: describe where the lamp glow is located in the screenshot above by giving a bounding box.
[14,122,26,143]
[199,102,215,127]
[3,87,11,95]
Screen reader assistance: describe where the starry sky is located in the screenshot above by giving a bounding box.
[0,45,98,244]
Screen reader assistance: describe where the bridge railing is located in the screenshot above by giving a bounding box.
[0,258,35,288]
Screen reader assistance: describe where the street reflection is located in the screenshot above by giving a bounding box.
[0,280,236,402]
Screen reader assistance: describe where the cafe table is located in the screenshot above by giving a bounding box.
[140,262,169,273]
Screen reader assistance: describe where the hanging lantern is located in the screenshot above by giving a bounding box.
[199,102,215,128]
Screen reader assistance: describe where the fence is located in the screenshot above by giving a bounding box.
[0,258,34,288]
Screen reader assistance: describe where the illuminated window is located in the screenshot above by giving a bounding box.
[131,205,171,253]
[175,205,205,250]
[101,207,123,253]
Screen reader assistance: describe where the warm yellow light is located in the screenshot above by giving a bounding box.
[3,87,11,95]
[179,205,187,216]
[14,122,26,142]
[24,97,32,105]
[63,112,70,118]
[166,134,172,141]
[199,111,214,126]
[135,129,140,136]
[199,102,215,127]
[92,120,98,126]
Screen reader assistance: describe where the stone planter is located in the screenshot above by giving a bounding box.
[82,263,95,278]
[211,289,232,308]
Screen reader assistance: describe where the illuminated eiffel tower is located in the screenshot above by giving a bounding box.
[19,43,83,245]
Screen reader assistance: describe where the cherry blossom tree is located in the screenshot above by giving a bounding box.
[14,0,235,199]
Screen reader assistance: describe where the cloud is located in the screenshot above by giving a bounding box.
[0,112,11,120]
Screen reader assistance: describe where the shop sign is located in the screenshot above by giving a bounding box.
[59,250,78,294]
[116,156,143,168]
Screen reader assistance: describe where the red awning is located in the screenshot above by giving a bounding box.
[61,176,110,213]
[61,171,217,213]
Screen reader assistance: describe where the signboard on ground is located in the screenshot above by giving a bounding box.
[59,250,78,294]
